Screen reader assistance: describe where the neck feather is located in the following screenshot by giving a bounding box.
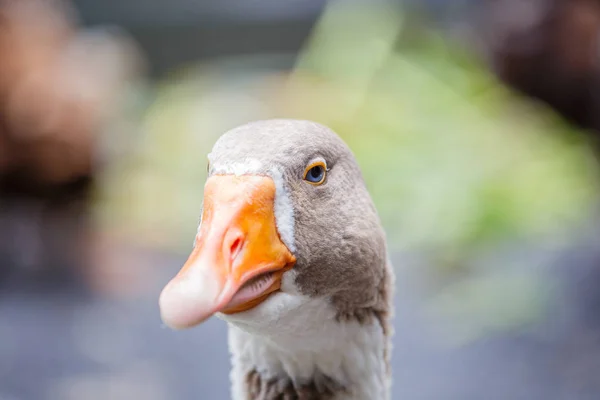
[225,298,391,400]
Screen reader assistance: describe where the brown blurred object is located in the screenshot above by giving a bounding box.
[480,0,600,142]
[0,0,138,191]
[0,0,143,288]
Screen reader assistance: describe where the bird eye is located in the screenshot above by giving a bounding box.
[303,161,327,185]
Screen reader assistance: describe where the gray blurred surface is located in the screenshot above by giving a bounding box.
[1,245,600,400]
[73,0,326,25]
[72,0,324,76]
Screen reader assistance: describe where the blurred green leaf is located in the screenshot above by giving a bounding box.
[92,1,600,338]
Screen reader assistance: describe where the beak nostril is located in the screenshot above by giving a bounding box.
[230,237,243,264]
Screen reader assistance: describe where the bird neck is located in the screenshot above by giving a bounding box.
[226,304,391,400]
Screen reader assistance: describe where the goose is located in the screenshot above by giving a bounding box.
[159,119,394,400]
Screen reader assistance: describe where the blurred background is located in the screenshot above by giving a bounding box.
[2,0,600,398]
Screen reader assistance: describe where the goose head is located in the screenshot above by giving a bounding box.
[159,119,393,399]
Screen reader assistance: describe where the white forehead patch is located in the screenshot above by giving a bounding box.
[209,156,263,177]
[207,157,296,253]
[270,167,296,253]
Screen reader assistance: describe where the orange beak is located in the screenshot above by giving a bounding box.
[159,175,296,329]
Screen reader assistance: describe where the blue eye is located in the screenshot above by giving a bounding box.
[303,161,327,185]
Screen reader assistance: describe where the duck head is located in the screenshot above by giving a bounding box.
[160,119,389,331]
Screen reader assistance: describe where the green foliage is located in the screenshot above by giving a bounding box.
[92,1,600,341]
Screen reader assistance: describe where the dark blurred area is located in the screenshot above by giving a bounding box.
[437,0,600,144]
[3,0,600,399]
[488,0,600,139]
[0,0,141,289]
